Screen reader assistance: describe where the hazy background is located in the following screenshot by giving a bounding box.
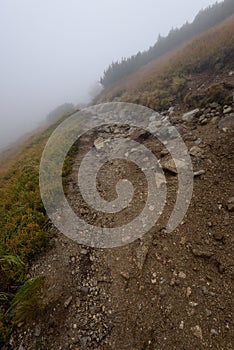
[0,0,221,149]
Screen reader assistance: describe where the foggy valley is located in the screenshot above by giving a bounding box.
[0,0,221,149]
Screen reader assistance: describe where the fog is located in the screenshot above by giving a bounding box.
[0,0,220,149]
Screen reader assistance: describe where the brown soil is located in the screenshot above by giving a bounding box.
[9,98,234,350]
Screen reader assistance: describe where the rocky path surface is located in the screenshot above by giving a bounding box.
[10,102,233,350]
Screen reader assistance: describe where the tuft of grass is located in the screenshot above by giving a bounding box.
[7,276,45,324]
[0,255,27,285]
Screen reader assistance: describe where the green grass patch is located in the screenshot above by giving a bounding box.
[0,112,79,346]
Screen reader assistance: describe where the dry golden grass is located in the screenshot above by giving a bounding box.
[96,15,234,109]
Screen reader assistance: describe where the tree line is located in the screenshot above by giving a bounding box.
[100,0,234,88]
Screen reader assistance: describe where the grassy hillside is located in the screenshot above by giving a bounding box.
[0,114,75,345]
[96,15,234,110]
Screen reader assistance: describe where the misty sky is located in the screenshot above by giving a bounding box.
[0,0,221,149]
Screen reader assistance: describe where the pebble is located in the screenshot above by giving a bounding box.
[201,286,209,295]
[213,232,224,241]
[210,102,219,109]
[76,298,81,307]
[189,301,198,307]
[219,115,234,131]
[80,336,89,347]
[162,158,186,174]
[205,309,212,317]
[178,271,186,279]
[191,248,214,258]
[194,170,206,177]
[194,138,202,145]
[81,286,89,295]
[64,296,73,308]
[120,271,130,280]
[189,146,203,158]
[71,256,76,263]
[18,343,25,350]
[179,321,184,330]
[211,329,218,336]
[191,325,203,339]
[94,137,104,150]
[160,149,169,157]
[227,197,234,212]
[186,287,192,297]
[34,325,41,337]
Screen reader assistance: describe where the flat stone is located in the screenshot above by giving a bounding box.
[162,158,186,174]
[182,108,200,122]
[189,146,203,158]
[94,137,104,150]
[219,115,234,131]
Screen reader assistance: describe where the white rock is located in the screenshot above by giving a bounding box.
[194,170,206,177]
[223,106,232,114]
[182,109,199,122]
[94,137,104,150]
[179,321,184,330]
[178,271,186,279]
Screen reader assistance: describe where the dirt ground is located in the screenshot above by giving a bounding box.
[9,88,234,350]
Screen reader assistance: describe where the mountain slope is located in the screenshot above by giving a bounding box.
[100,0,234,88]
[0,9,234,350]
[96,14,234,110]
